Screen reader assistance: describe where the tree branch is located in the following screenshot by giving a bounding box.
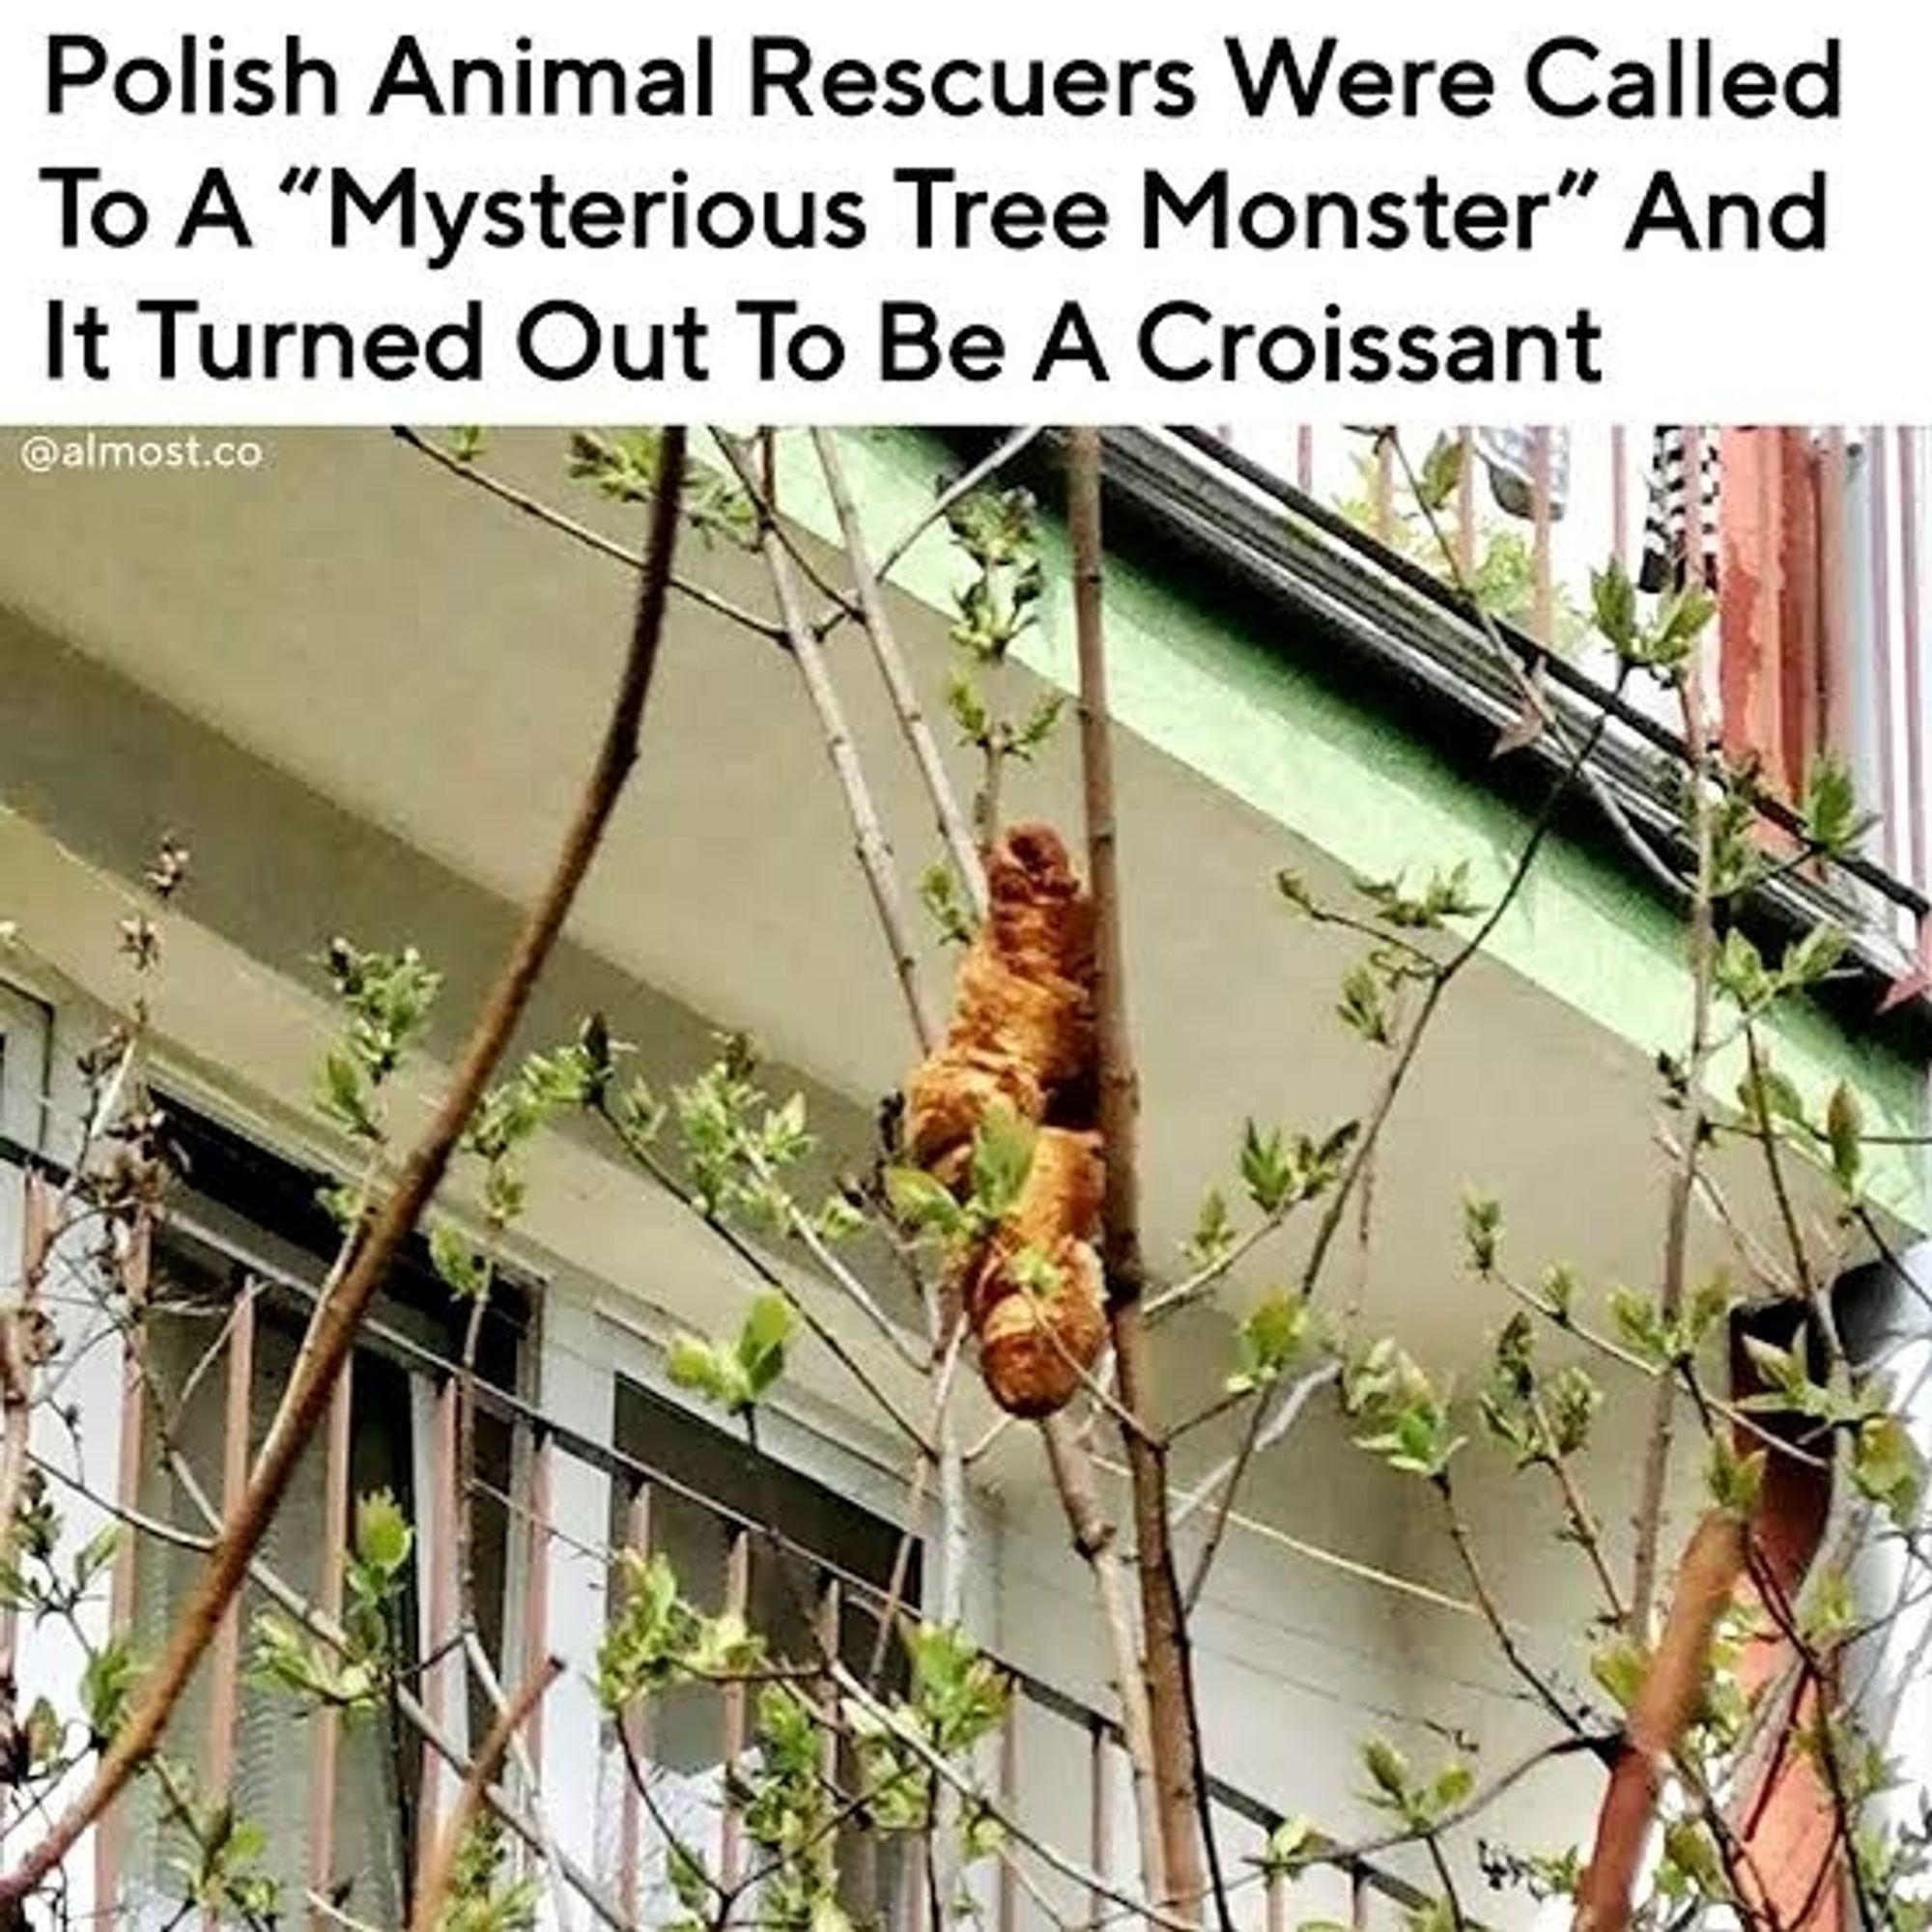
[1069,426,1221,1928]
[409,1654,564,1932]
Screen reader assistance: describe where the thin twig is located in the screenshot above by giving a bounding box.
[410,1654,565,1932]
[810,430,988,919]
[1629,670,1719,1635]
[716,431,941,1055]
[1179,1365,1341,1610]
[391,425,776,639]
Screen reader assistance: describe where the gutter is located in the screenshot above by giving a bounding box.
[933,427,1932,1056]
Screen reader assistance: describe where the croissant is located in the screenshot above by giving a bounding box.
[903,823,1108,1419]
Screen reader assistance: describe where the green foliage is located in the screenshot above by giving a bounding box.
[597,1548,768,1715]
[322,938,441,1085]
[1352,862,1486,932]
[567,428,754,547]
[946,488,1043,664]
[1480,1313,1603,1469]
[1344,1340,1464,1480]
[1607,1274,1737,1372]
[1182,1186,1236,1268]
[1227,1293,1314,1395]
[157,1759,282,1926]
[1261,1813,1320,1876]
[438,1813,540,1932]
[920,862,978,948]
[80,1631,138,1745]
[1334,448,1589,652]
[667,1292,798,1417]
[1592,559,1716,681]
[1357,1736,1476,1832]
[252,1487,413,1716]
[1704,1436,1768,1517]
[1802,753,1879,861]
[1238,1120,1359,1217]
[1462,1194,1503,1275]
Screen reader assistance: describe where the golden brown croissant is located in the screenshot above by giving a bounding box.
[903,823,1108,1419]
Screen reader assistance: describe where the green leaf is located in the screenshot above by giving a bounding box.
[1184,1187,1236,1267]
[1714,929,1776,1014]
[1852,1413,1925,1529]
[1264,1815,1318,1874]
[81,1633,138,1741]
[1802,754,1876,859]
[1230,1293,1309,1392]
[1239,1122,1295,1215]
[1462,1194,1503,1273]
[1781,923,1848,990]
[969,1105,1037,1220]
[1590,556,1638,652]
[1361,1737,1412,1806]
[354,1490,413,1577]
[1429,1760,1475,1815]
[1337,963,1392,1045]
[1826,1083,1865,1194]
[1589,1635,1649,1712]
[1706,1438,1768,1516]
[884,1166,967,1240]
[1276,870,1316,915]
[316,1049,379,1140]
[429,1223,490,1301]
[1738,1062,1808,1130]
[736,1293,796,1399]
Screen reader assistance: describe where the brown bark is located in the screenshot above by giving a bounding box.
[1068,427,1210,1920]
[409,1655,562,1932]
[1574,1510,1750,1932]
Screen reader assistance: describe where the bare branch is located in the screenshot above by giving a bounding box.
[409,1655,564,1932]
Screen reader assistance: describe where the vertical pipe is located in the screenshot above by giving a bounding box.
[417,1378,459,1902]
[1455,428,1476,579]
[1818,428,1853,768]
[1781,430,1824,799]
[1898,429,1927,892]
[206,1291,255,1791]
[1352,1864,1372,1932]
[1295,427,1314,494]
[815,1574,842,1790]
[1087,1719,1112,1932]
[996,1703,1018,1932]
[521,1433,554,1778]
[1531,427,1555,645]
[96,1206,147,1921]
[1264,1863,1287,1932]
[1373,437,1395,541]
[306,1371,353,1928]
[203,1287,256,1930]
[719,1528,751,1894]
[1869,427,1898,874]
[617,1484,651,1925]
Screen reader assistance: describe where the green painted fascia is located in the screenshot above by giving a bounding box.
[753,428,1929,1228]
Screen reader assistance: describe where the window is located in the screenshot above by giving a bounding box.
[115,1101,527,1928]
[600,1377,921,1924]
[0,980,51,1264]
